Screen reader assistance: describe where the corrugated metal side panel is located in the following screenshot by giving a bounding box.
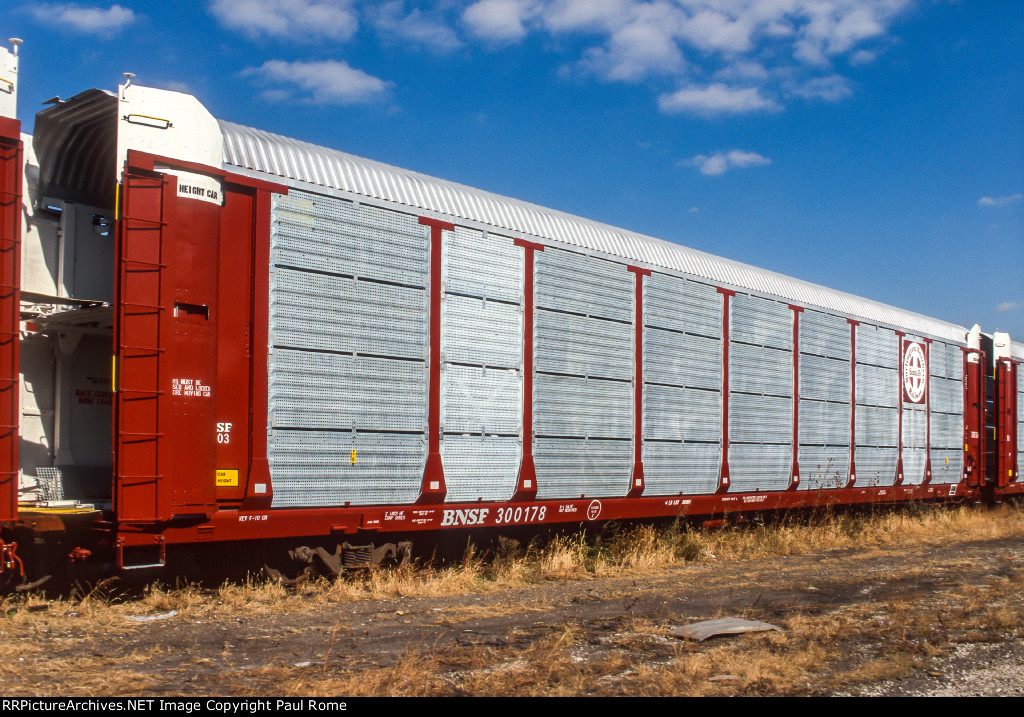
[643,442,720,496]
[901,404,927,484]
[800,310,851,360]
[644,385,720,442]
[534,374,631,437]
[269,431,424,506]
[857,324,897,367]
[441,225,522,503]
[273,193,427,286]
[931,376,962,415]
[535,438,632,499]
[730,343,791,395]
[268,190,427,507]
[930,448,962,484]
[533,247,633,498]
[645,330,720,389]
[854,446,897,486]
[645,272,721,337]
[731,294,792,349]
[856,405,898,446]
[271,267,425,358]
[270,350,424,432]
[221,120,969,344]
[535,310,632,380]
[856,364,897,408]
[730,394,791,444]
[930,341,947,378]
[1014,341,1024,361]
[800,355,849,403]
[729,444,792,493]
[930,411,960,449]
[798,400,848,445]
[946,343,964,380]
[798,447,849,490]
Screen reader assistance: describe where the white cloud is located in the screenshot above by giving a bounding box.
[244,60,392,105]
[209,0,357,42]
[29,3,136,34]
[462,0,538,42]
[787,74,853,102]
[369,1,462,53]
[978,194,1023,207]
[659,83,781,117]
[685,150,772,176]
[996,301,1022,313]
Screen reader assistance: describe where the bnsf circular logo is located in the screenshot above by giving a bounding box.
[903,342,927,403]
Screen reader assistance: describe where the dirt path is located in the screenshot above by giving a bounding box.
[2,525,1024,696]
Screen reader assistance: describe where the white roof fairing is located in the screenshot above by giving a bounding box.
[219,119,967,344]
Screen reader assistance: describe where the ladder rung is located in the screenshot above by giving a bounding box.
[118,474,163,479]
[122,216,167,227]
[120,432,164,438]
[121,345,164,353]
[118,389,163,396]
[122,259,166,269]
[121,303,164,311]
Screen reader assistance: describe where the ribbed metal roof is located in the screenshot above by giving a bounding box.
[220,120,967,344]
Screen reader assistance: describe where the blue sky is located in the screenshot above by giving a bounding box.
[2,0,1021,339]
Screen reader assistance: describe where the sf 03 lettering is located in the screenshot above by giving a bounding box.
[495,506,547,525]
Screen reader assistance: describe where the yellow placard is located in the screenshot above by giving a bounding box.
[216,469,239,487]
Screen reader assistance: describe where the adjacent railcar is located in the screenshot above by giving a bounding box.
[0,52,1020,588]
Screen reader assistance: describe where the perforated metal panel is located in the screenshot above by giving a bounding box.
[441,435,520,503]
[443,226,522,302]
[857,324,897,367]
[442,365,520,434]
[800,354,850,403]
[930,341,947,378]
[1019,370,1023,459]
[930,410,962,449]
[535,248,633,321]
[798,447,849,490]
[442,295,521,368]
[644,385,720,442]
[643,442,720,495]
[535,438,632,499]
[273,194,427,286]
[440,225,523,503]
[644,329,720,389]
[535,310,632,380]
[800,310,851,360]
[854,446,897,486]
[645,273,721,337]
[930,376,962,415]
[534,374,631,438]
[930,448,962,484]
[728,444,791,492]
[269,430,425,506]
[856,405,898,446]
[798,400,848,445]
[730,394,791,444]
[730,343,791,396]
[946,343,964,380]
[271,267,426,358]
[856,364,897,407]
[901,404,927,484]
[731,294,792,349]
[268,190,429,508]
[270,349,426,432]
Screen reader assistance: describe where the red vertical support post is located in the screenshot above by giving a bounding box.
[789,306,803,490]
[627,266,650,498]
[512,238,544,501]
[417,217,454,504]
[894,331,905,486]
[923,339,933,485]
[847,320,859,488]
[996,358,1019,488]
[0,117,21,524]
[717,288,735,493]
